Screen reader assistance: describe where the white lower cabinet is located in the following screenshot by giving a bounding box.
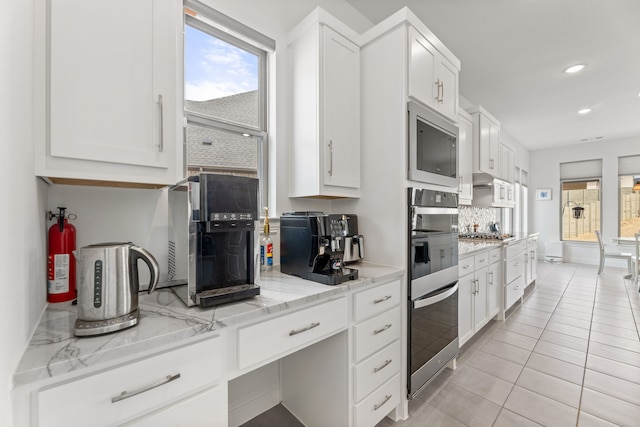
[36,336,225,427]
[351,279,402,427]
[525,236,539,285]
[504,239,527,311]
[459,249,499,346]
[487,248,502,318]
[236,297,348,371]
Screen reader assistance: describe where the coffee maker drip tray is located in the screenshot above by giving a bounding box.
[298,268,359,286]
[195,284,261,308]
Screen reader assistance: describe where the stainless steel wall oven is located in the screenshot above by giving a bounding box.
[408,187,459,398]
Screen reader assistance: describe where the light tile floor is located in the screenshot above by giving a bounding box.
[378,262,640,427]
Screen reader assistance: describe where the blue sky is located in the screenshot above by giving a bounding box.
[184,25,258,101]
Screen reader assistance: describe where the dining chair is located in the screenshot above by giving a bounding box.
[595,230,633,275]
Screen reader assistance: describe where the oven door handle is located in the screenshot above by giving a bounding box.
[412,207,459,215]
[412,281,459,309]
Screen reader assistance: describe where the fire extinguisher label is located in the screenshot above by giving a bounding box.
[47,254,70,294]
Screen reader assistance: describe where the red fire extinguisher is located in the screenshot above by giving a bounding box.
[47,207,77,303]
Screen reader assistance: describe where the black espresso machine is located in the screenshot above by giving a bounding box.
[163,173,261,307]
[280,212,361,285]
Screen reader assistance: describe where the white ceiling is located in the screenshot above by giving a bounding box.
[344,0,640,151]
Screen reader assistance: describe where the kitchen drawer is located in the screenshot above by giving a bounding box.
[237,297,348,370]
[354,306,401,362]
[489,247,502,265]
[505,253,525,284]
[458,256,474,276]
[505,240,526,259]
[505,274,525,309]
[474,252,489,269]
[37,336,222,427]
[354,340,401,402]
[353,280,401,323]
[124,384,227,427]
[354,373,401,427]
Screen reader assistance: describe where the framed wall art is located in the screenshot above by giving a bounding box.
[536,188,552,201]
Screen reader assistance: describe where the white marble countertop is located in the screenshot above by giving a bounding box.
[13,263,403,388]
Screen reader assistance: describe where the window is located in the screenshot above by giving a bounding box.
[183,1,274,207]
[561,179,601,242]
[619,175,640,237]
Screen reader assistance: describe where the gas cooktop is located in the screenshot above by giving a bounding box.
[458,233,513,241]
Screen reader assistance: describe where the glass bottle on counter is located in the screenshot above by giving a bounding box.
[260,207,273,272]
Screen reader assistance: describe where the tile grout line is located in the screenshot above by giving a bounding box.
[489,267,577,427]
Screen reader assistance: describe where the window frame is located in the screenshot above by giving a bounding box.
[618,174,640,238]
[182,1,271,210]
[560,177,602,242]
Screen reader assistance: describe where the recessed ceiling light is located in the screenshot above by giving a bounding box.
[564,64,586,74]
[578,108,592,114]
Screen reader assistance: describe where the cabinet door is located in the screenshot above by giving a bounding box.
[436,57,458,121]
[487,262,501,317]
[408,27,436,109]
[473,267,488,329]
[530,242,538,283]
[478,115,500,175]
[322,26,360,189]
[458,272,474,345]
[458,112,473,204]
[49,0,175,169]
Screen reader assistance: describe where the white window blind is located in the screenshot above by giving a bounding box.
[560,159,602,180]
[618,155,640,175]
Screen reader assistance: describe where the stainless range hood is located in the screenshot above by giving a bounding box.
[472,172,496,187]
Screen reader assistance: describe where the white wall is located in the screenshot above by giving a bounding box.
[530,135,640,265]
[0,0,48,424]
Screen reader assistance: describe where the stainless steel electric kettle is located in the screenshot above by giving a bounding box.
[73,242,159,336]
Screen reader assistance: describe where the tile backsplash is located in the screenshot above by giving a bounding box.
[459,206,498,233]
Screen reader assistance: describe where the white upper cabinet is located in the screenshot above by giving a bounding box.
[499,142,516,183]
[467,105,501,177]
[458,109,473,204]
[408,26,459,122]
[36,0,183,187]
[288,9,360,198]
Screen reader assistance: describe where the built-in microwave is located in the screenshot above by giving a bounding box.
[408,101,459,188]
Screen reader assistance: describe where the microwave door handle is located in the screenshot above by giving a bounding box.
[413,282,459,309]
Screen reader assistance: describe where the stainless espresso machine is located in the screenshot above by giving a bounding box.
[165,173,261,307]
[280,212,361,285]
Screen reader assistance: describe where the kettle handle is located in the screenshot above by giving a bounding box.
[130,245,160,294]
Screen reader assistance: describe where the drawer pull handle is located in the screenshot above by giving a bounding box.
[373,324,392,335]
[374,295,392,304]
[374,394,392,411]
[289,322,320,336]
[111,373,180,403]
[374,359,392,373]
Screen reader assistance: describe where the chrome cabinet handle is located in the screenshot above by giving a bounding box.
[488,272,493,285]
[373,324,392,335]
[328,140,333,176]
[111,373,180,403]
[479,258,486,263]
[289,322,320,336]
[434,80,440,102]
[373,359,393,373]
[157,94,164,153]
[374,295,392,304]
[440,249,445,258]
[374,394,392,411]
[439,81,444,103]
[489,159,494,169]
